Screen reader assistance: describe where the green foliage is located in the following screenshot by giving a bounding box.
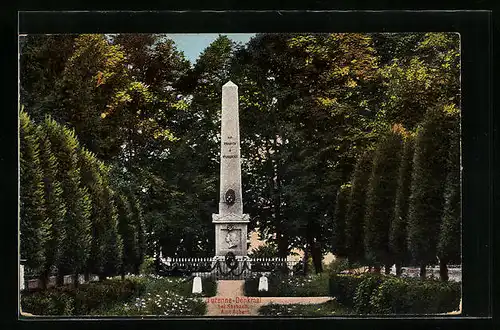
[345,151,374,264]
[20,110,49,273]
[390,134,415,270]
[44,116,92,277]
[353,274,385,313]
[378,33,460,131]
[437,114,461,265]
[244,273,330,297]
[369,277,461,314]
[21,278,144,315]
[36,123,67,282]
[258,300,351,316]
[100,184,123,277]
[329,274,366,307]
[364,128,404,267]
[116,194,138,275]
[139,256,156,275]
[331,184,350,258]
[408,107,454,268]
[248,244,279,259]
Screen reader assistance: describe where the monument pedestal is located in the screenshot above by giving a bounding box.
[212,214,250,256]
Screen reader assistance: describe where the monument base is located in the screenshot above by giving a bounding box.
[212,214,250,256]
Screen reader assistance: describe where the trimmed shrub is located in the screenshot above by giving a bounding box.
[353,274,386,313]
[369,277,461,314]
[328,274,365,307]
[21,278,144,315]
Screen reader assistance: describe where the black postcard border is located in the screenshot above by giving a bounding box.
[3,9,494,330]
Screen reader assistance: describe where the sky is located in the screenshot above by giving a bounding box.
[165,33,255,64]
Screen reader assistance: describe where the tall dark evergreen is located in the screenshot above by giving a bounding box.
[78,148,108,280]
[100,180,123,279]
[129,193,146,273]
[407,107,453,278]
[20,110,49,274]
[345,150,374,265]
[44,116,92,286]
[437,111,461,281]
[116,194,137,278]
[36,124,67,288]
[390,133,415,276]
[364,126,404,273]
[331,184,350,258]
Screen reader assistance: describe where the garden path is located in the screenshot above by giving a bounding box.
[205,280,332,316]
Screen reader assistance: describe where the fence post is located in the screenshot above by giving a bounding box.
[20,259,26,291]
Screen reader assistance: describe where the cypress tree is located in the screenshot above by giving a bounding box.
[364,126,404,273]
[44,116,92,287]
[390,133,415,276]
[37,124,67,288]
[20,110,49,274]
[78,148,107,281]
[345,150,373,266]
[437,111,461,281]
[331,183,350,258]
[129,194,146,274]
[100,184,123,279]
[116,193,137,278]
[407,107,453,278]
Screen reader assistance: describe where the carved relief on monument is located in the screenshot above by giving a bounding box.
[223,224,240,249]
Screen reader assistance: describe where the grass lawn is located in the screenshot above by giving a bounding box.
[258,299,354,316]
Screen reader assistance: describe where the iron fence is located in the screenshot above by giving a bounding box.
[156,256,306,280]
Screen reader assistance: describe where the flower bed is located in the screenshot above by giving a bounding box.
[21,275,217,316]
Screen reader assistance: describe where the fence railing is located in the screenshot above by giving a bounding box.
[157,256,305,279]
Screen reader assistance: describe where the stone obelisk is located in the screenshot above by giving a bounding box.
[212,81,250,257]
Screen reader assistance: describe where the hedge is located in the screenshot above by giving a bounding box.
[21,278,144,315]
[329,273,461,314]
[370,277,461,314]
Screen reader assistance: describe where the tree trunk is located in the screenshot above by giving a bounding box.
[56,272,64,286]
[419,264,427,279]
[373,265,381,273]
[311,242,323,274]
[384,264,391,275]
[368,266,372,273]
[84,270,90,283]
[439,259,449,281]
[39,270,49,290]
[395,261,402,276]
[73,273,79,288]
[303,244,309,275]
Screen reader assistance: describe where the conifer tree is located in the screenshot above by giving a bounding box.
[437,111,461,281]
[407,107,453,278]
[36,124,67,288]
[78,148,107,281]
[100,184,123,279]
[20,110,49,274]
[116,193,137,278]
[129,194,146,274]
[345,150,374,265]
[331,183,350,258]
[390,133,415,276]
[44,116,92,286]
[364,126,404,273]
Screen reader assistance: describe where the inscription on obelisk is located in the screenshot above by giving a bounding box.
[212,81,249,256]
